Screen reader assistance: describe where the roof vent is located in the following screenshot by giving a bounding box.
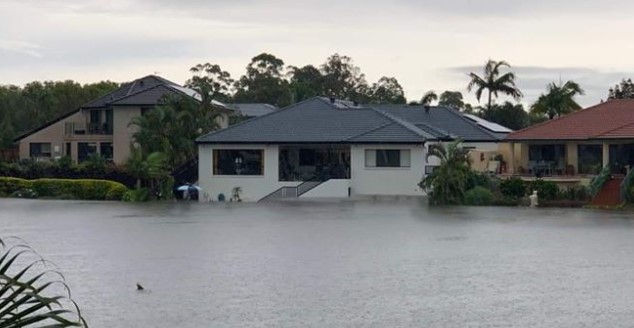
[424,105,430,113]
[139,80,145,87]
[329,97,336,104]
[353,101,359,107]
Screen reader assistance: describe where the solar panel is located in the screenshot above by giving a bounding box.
[464,114,513,133]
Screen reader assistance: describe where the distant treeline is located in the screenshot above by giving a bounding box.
[0,81,120,147]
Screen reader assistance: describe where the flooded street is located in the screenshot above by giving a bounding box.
[1,198,634,327]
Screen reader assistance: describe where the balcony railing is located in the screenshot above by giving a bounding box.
[64,122,112,135]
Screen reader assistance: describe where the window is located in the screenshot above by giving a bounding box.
[365,149,411,168]
[65,142,72,157]
[299,149,317,166]
[78,142,98,162]
[425,165,438,174]
[100,142,113,161]
[578,144,603,174]
[29,143,51,158]
[213,149,264,175]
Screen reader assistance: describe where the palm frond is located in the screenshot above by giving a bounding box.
[0,237,86,328]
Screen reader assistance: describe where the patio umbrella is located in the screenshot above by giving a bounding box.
[177,184,202,191]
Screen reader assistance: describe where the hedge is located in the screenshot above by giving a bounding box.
[464,186,495,206]
[0,177,129,201]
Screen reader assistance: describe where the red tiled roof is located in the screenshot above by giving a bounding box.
[506,99,634,140]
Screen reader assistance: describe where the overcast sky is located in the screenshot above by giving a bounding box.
[2,0,634,106]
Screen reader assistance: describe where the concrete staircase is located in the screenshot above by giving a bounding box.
[591,177,623,207]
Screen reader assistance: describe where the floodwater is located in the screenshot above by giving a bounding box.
[1,199,634,327]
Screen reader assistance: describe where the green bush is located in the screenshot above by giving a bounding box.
[464,186,495,206]
[0,177,128,200]
[106,184,128,200]
[122,188,150,202]
[560,185,590,201]
[527,179,559,200]
[500,177,526,199]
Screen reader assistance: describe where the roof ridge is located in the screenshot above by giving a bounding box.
[109,84,169,105]
[370,107,428,140]
[440,105,503,140]
[195,97,326,142]
[594,121,634,137]
[415,121,453,138]
[125,80,138,96]
[344,122,396,141]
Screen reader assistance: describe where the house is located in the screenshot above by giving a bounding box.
[196,97,510,202]
[13,75,233,164]
[504,99,634,180]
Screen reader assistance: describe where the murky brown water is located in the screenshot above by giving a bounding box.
[1,198,634,327]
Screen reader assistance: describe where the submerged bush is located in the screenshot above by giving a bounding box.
[500,177,526,199]
[464,186,495,206]
[0,177,128,200]
[122,188,150,202]
[527,179,559,200]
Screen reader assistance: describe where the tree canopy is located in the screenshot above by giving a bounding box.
[530,80,584,119]
[467,59,522,110]
[608,78,634,99]
[234,53,293,107]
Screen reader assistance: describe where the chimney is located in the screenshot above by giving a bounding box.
[329,97,336,104]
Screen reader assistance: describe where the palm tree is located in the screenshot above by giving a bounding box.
[0,237,87,327]
[530,80,584,119]
[467,59,523,110]
[421,91,438,107]
[420,140,472,205]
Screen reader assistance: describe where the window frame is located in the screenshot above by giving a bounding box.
[29,143,52,158]
[213,149,265,176]
[364,149,411,168]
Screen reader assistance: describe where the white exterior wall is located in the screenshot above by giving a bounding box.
[463,142,500,152]
[300,179,351,198]
[350,144,426,196]
[198,144,300,202]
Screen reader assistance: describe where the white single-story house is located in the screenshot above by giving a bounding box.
[196,97,510,202]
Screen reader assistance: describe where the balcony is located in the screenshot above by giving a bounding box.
[64,122,113,136]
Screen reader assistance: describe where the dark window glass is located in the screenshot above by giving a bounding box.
[29,143,51,158]
[213,150,264,175]
[577,145,602,174]
[100,142,113,161]
[299,149,316,166]
[376,150,401,167]
[65,142,72,157]
[78,142,98,162]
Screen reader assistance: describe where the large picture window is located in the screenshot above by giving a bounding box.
[78,142,98,163]
[29,143,51,158]
[578,144,603,174]
[365,149,411,168]
[214,149,264,175]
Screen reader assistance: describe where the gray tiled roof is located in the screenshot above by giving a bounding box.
[196,97,508,144]
[83,75,179,109]
[372,104,505,141]
[108,85,182,106]
[230,103,278,117]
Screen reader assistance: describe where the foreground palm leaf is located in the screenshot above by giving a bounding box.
[0,237,87,327]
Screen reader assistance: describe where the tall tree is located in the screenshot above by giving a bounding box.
[369,76,406,104]
[530,80,584,119]
[608,78,634,99]
[288,65,325,103]
[421,91,438,106]
[234,53,292,107]
[320,53,369,101]
[438,91,465,110]
[467,59,522,110]
[186,63,234,105]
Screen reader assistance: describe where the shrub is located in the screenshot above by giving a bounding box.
[466,172,491,190]
[560,185,590,201]
[0,177,128,200]
[0,177,33,194]
[106,184,128,200]
[500,177,526,199]
[464,186,495,206]
[491,196,520,206]
[122,188,150,202]
[527,179,559,200]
